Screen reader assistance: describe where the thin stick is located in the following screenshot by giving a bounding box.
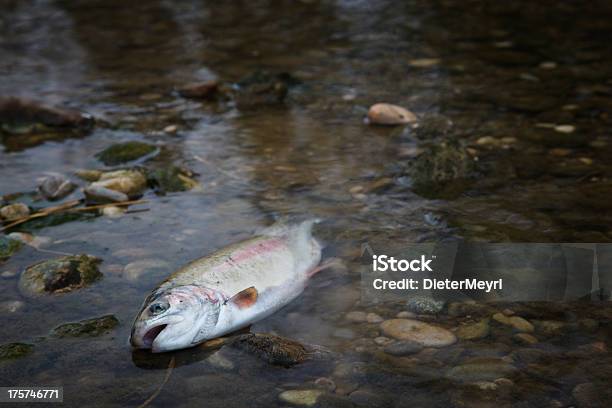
[0,200,147,232]
[66,200,147,213]
[137,356,175,408]
[124,208,150,215]
[0,200,81,231]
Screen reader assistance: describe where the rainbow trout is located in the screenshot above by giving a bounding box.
[130,220,322,352]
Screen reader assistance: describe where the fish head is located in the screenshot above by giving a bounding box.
[130,285,221,352]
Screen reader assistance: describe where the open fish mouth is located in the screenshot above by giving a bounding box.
[142,324,167,348]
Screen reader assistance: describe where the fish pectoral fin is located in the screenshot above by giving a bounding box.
[229,286,258,309]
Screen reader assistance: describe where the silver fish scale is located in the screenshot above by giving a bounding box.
[158,236,297,297]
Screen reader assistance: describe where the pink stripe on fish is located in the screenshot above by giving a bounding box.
[229,238,285,264]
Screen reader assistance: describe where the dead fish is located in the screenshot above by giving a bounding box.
[130,219,323,352]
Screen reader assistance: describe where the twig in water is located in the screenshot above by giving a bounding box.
[0,200,147,232]
[0,199,81,231]
[66,200,147,213]
[137,356,175,408]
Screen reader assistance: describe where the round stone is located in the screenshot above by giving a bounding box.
[278,389,324,406]
[380,319,456,347]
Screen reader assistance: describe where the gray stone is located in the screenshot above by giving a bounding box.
[406,296,445,314]
[383,340,423,356]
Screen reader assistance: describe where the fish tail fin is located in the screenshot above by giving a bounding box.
[259,217,323,260]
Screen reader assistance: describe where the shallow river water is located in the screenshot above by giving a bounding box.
[1,1,612,407]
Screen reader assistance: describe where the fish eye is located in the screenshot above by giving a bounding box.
[149,301,169,315]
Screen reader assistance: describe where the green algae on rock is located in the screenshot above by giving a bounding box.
[19,254,102,296]
[408,140,475,198]
[147,166,199,193]
[0,236,22,262]
[95,141,157,166]
[0,342,34,361]
[53,315,119,338]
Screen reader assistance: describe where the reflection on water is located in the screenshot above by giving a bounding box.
[1,1,612,407]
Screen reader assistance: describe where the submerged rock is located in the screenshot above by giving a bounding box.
[234,71,296,108]
[178,80,223,101]
[406,296,445,314]
[230,333,308,367]
[314,377,336,392]
[366,103,417,125]
[94,169,147,196]
[84,169,147,203]
[0,236,22,262]
[83,185,128,203]
[0,96,93,130]
[533,320,566,336]
[383,340,423,356]
[413,114,454,139]
[147,166,199,193]
[513,333,538,345]
[572,382,608,408]
[0,203,30,221]
[53,315,119,337]
[38,174,77,201]
[19,254,102,296]
[0,300,25,313]
[380,319,456,347]
[366,313,384,323]
[492,313,534,332]
[278,389,324,407]
[446,358,517,383]
[0,342,34,361]
[408,140,475,198]
[74,169,102,182]
[95,142,157,166]
[455,319,490,340]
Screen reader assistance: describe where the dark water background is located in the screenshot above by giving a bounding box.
[1,1,611,407]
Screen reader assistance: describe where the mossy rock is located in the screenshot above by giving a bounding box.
[19,254,102,296]
[95,142,157,166]
[19,212,90,232]
[0,343,34,361]
[409,140,475,198]
[0,236,22,262]
[230,333,308,367]
[414,114,454,140]
[147,166,199,193]
[53,315,119,338]
[234,71,297,108]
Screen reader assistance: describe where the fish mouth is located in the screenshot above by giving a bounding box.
[142,324,168,348]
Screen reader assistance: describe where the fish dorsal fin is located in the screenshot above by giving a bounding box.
[229,287,258,309]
